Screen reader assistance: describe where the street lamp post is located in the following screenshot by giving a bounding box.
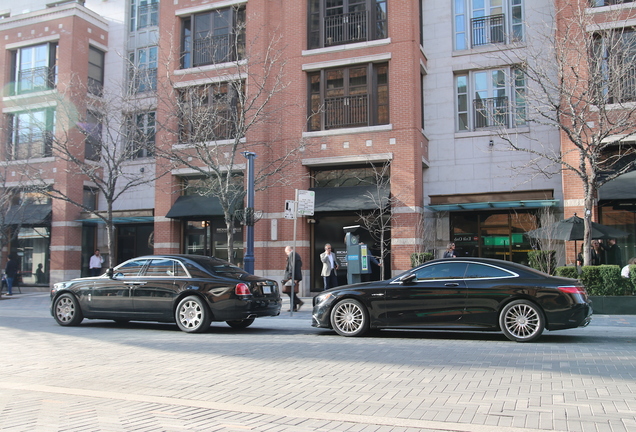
[242,151,256,274]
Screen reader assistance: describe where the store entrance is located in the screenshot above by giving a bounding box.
[452,211,537,265]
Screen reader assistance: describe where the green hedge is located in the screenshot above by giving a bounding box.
[555,265,635,296]
[411,252,434,267]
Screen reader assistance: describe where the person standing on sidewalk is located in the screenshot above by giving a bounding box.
[320,243,340,290]
[283,246,303,311]
[4,255,18,296]
[89,249,104,277]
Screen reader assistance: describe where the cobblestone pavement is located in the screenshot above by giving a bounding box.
[1,291,635,432]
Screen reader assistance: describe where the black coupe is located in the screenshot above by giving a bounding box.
[51,255,281,332]
[312,258,592,342]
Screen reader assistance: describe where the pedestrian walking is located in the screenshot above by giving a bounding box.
[282,246,303,312]
[443,243,457,258]
[4,254,18,296]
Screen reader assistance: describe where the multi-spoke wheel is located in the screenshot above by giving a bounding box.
[226,317,255,329]
[330,299,369,337]
[175,296,211,333]
[499,300,545,342]
[53,293,84,326]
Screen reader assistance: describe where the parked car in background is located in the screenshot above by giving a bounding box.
[312,258,592,342]
[51,255,281,332]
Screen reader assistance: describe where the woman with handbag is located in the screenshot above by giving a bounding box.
[282,246,303,311]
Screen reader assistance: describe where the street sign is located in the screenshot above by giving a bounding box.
[296,190,315,216]
[284,200,296,219]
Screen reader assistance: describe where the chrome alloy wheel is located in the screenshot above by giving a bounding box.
[55,296,76,323]
[179,299,203,329]
[501,300,545,342]
[331,299,369,337]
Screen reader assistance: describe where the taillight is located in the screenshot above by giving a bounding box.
[235,283,251,296]
[558,286,587,295]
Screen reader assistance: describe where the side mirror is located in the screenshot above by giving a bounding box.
[107,268,114,279]
[399,273,417,285]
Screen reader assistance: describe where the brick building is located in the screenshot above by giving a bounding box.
[1,0,634,289]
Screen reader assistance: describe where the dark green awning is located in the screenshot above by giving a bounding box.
[427,199,558,212]
[4,204,52,226]
[310,185,390,212]
[599,171,636,200]
[165,195,226,219]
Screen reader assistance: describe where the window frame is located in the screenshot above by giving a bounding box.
[592,28,636,104]
[455,67,526,132]
[82,110,102,162]
[307,0,388,50]
[7,108,55,161]
[126,111,156,159]
[307,62,389,132]
[453,0,523,51]
[88,46,105,96]
[130,0,159,32]
[10,42,58,95]
[178,82,243,143]
[129,46,158,93]
[180,5,246,69]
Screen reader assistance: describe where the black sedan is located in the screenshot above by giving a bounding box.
[312,258,592,342]
[51,254,281,332]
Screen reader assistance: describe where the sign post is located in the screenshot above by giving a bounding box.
[285,190,314,315]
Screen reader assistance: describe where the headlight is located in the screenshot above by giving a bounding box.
[314,292,332,305]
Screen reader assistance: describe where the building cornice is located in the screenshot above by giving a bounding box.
[0,3,108,33]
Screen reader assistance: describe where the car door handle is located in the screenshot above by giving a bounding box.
[371,293,385,297]
[123,281,147,286]
[444,283,460,287]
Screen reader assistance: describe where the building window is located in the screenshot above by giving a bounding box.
[11,43,57,95]
[131,0,159,31]
[7,109,54,160]
[308,0,387,49]
[181,6,245,69]
[593,28,636,104]
[454,0,523,50]
[81,110,102,161]
[88,46,105,96]
[591,0,635,6]
[179,83,242,143]
[129,46,157,93]
[127,111,155,159]
[83,187,98,211]
[455,67,526,131]
[308,63,389,131]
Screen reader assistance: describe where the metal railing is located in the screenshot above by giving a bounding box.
[471,14,505,47]
[131,67,157,93]
[324,10,369,46]
[192,34,233,67]
[473,96,510,129]
[10,132,52,160]
[324,94,369,129]
[16,67,54,94]
[137,2,158,29]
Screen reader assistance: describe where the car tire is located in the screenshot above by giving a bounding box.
[53,293,84,326]
[175,296,211,333]
[226,317,255,329]
[330,299,369,337]
[499,300,545,342]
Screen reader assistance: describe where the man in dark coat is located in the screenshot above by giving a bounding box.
[283,246,303,311]
[4,254,19,296]
[602,238,624,267]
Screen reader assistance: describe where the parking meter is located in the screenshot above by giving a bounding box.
[344,225,371,284]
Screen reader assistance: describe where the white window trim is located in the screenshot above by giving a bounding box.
[302,53,392,72]
[175,0,247,16]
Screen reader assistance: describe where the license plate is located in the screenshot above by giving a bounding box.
[263,286,272,294]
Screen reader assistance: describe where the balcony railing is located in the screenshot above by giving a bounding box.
[324,94,369,129]
[10,132,53,160]
[473,96,510,129]
[324,10,369,47]
[192,34,234,67]
[471,14,505,47]
[16,66,55,94]
[591,0,635,7]
[607,66,636,104]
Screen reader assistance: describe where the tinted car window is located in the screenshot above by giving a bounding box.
[465,263,514,279]
[414,262,468,280]
[188,256,248,277]
[145,258,176,277]
[115,259,148,277]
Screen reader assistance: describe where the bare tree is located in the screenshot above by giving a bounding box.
[16,76,168,269]
[495,2,636,265]
[157,17,307,264]
[355,162,396,280]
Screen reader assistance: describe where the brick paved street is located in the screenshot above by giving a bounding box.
[1,291,635,432]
